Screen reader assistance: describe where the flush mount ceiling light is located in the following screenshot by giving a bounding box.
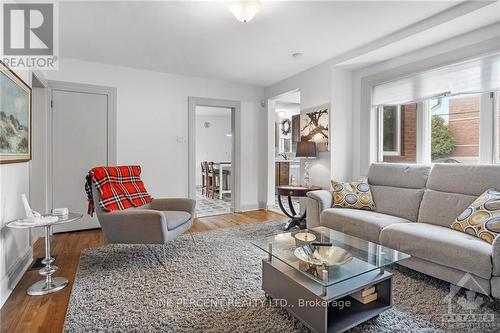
[228,1,261,23]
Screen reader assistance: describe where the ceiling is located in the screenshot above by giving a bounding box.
[59,1,500,87]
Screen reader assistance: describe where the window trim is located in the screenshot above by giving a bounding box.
[381,105,402,157]
[494,92,500,164]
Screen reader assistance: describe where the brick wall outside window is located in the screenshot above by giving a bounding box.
[448,96,480,160]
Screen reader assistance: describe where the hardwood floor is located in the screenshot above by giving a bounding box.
[0,210,286,333]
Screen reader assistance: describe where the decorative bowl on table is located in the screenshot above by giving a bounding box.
[294,245,353,267]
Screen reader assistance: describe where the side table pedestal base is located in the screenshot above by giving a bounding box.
[27,277,68,296]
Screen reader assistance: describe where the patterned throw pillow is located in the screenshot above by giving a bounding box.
[331,180,376,210]
[451,189,500,244]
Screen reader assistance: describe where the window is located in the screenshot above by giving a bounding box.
[381,104,417,163]
[377,93,499,164]
[431,94,481,164]
[382,106,400,155]
[373,53,500,165]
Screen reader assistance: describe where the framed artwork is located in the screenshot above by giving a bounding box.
[300,103,329,152]
[0,61,32,164]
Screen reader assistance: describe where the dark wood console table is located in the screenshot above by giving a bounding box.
[275,185,322,230]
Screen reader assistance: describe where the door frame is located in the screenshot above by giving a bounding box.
[188,97,241,212]
[47,80,117,226]
[265,89,300,209]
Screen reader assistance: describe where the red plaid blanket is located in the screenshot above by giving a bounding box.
[85,166,152,215]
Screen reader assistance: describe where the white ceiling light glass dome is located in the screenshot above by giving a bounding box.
[228,1,262,23]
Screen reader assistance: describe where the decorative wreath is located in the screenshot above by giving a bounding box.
[281,119,291,135]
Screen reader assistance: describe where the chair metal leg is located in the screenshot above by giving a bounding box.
[145,244,169,271]
[188,229,196,244]
[162,244,167,264]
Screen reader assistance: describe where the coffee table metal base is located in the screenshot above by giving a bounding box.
[27,277,68,296]
[262,259,393,333]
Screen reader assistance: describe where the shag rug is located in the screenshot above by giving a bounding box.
[64,221,500,332]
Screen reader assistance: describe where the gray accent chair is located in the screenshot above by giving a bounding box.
[92,185,196,244]
[307,163,500,299]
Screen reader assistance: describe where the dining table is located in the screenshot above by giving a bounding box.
[213,161,231,199]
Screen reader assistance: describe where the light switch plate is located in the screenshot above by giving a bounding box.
[176,136,186,143]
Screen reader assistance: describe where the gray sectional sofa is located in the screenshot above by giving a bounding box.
[306,163,500,298]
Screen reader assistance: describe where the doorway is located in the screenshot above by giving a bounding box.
[266,90,301,214]
[188,97,241,217]
[49,81,116,233]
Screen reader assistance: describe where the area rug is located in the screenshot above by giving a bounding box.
[64,221,500,332]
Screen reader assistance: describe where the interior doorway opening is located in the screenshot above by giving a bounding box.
[195,106,232,217]
[266,89,301,215]
[188,97,241,218]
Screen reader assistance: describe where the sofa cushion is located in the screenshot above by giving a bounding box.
[163,211,191,230]
[451,189,500,244]
[427,163,500,196]
[331,180,375,210]
[380,223,493,279]
[320,208,410,243]
[367,163,431,189]
[371,185,424,222]
[418,190,477,227]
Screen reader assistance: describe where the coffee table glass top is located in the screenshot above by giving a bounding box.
[252,226,410,287]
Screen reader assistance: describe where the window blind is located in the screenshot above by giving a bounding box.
[372,53,500,106]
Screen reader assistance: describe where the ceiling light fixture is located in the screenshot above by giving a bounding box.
[228,1,261,23]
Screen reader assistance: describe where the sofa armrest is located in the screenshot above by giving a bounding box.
[493,235,500,276]
[149,198,196,216]
[98,209,168,244]
[306,190,332,229]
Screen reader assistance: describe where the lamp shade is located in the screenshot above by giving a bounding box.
[296,141,318,158]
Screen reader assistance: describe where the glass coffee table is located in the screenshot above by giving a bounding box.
[252,226,410,333]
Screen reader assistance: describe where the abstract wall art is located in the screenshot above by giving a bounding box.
[300,103,329,152]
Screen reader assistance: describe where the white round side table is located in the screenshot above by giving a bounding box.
[6,213,83,296]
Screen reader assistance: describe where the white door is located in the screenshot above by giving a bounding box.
[51,89,109,232]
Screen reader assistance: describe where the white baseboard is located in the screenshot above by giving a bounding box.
[0,246,33,308]
[238,204,260,212]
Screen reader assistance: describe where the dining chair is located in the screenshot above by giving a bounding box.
[207,162,220,199]
[204,161,214,198]
[200,162,207,195]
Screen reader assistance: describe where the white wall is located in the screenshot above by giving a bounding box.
[45,58,264,210]
[195,113,232,186]
[331,68,353,182]
[0,70,33,307]
[263,60,354,205]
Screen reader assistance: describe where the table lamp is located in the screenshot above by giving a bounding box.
[296,141,318,187]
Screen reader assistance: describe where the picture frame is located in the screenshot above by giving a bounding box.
[0,61,32,164]
[300,103,329,152]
